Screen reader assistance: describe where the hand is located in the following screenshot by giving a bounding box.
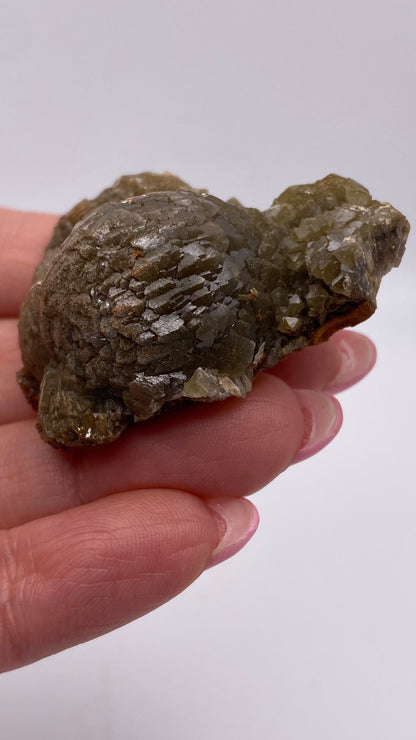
[0,208,376,672]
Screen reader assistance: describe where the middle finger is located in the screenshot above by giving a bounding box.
[0,373,308,529]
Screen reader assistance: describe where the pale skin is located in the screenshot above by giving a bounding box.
[0,208,376,672]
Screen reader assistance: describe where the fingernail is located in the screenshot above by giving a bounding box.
[205,497,259,569]
[292,390,342,464]
[327,332,377,394]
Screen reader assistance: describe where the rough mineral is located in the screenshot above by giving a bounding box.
[17,173,409,447]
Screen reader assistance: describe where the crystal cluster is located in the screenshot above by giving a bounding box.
[17,173,409,447]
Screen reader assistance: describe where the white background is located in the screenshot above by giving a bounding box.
[1,1,415,738]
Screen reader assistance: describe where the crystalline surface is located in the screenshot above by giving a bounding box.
[17,173,409,447]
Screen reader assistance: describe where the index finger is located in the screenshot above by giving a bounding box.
[0,208,58,317]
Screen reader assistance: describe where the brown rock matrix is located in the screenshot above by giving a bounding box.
[17,172,409,447]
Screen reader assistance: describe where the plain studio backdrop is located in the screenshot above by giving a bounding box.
[1,1,415,738]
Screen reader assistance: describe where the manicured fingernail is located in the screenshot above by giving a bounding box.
[327,332,377,393]
[292,390,342,464]
[205,497,259,569]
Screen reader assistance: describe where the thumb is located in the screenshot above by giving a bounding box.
[0,489,258,672]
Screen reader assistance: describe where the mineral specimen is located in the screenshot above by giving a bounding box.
[17,173,409,447]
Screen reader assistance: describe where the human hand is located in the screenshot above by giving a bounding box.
[0,208,376,672]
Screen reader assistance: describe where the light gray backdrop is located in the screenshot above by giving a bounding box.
[0,1,415,738]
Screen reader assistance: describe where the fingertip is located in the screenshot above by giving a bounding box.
[268,337,341,390]
[267,329,377,395]
[326,330,377,393]
[291,390,343,463]
[204,497,260,569]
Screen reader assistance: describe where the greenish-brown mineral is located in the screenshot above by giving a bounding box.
[17,173,409,447]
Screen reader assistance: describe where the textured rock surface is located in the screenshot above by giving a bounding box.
[18,173,409,447]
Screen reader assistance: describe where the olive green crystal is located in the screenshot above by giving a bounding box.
[17,173,409,447]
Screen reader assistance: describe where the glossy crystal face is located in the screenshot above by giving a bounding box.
[17,173,409,447]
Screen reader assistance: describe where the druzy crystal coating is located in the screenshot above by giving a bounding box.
[17,173,409,447]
